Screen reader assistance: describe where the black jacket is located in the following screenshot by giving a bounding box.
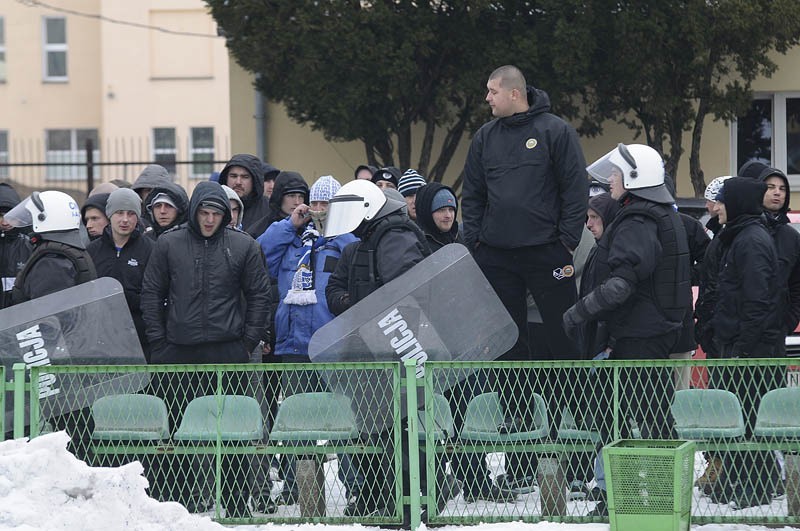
[326,211,429,316]
[712,178,781,357]
[461,86,588,251]
[740,163,800,340]
[218,154,278,237]
[573,196,691,355]
[695,215,726,356]
[0,184,33,309]
[87,225,154,353]
[414,183,463,252]
[143,182,190,240]
[140,181,271,360]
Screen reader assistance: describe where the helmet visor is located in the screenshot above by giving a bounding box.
[324,194,367,237]
[586,148,624,185]
[3,196,33,228]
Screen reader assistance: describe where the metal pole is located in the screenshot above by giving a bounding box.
[85,138,95,196]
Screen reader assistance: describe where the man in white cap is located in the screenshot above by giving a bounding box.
[143,182,189,240]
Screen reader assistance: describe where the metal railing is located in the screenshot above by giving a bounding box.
[2,358,799,528]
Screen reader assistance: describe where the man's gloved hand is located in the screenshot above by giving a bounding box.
[243,337,260,354]
[562,304,584,340]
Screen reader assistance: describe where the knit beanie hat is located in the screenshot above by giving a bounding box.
[371,167,402,188]
[704,175,733,202]
[397,169,427,197]
[309,175,342,203]
[431,188,457,213]
[105,188,141,218]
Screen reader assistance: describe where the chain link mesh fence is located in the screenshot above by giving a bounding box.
[5,358,799,526]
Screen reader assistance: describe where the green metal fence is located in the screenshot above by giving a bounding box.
[3,358,800,528]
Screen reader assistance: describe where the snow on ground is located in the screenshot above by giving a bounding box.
[0,431,795,531]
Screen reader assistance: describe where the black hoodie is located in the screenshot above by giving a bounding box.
[462,85,588,251]
[143,181,190,240]
[264,171,310,228]
[141,181,271,357]
[739,161,800,338]
[218,154,277,235]
[414,182,462,251]
[713,177,781,356]
[0,183,33,309]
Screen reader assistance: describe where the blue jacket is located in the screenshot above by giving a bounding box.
[259,218,357,356]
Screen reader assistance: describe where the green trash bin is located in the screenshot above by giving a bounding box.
[603,439,695,531]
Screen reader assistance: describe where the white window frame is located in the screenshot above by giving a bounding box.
[152,127,177,176]
[0,17,6,83]
[0,130,8,179]
[189,127,214,179]
[45,129,99,181]
[731,92,800,189]
[42,16,68,82]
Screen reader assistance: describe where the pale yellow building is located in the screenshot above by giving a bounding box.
[0,0,230,201]
[230,46,800,204]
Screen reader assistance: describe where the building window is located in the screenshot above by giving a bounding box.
[0,17,6,83]
[45,128,99,181]
[43,16,67,82]
[0,131,8,179]
[190,127,214,178]
[153,128,177,175]
[734,93,800,187]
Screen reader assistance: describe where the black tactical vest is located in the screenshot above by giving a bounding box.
[11,240,97,305]
[347,213,430,304]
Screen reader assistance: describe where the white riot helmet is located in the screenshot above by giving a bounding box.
[324,180,388,237]
[4,190,86,247]
[587,143,673,204]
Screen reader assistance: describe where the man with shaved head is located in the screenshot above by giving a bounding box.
[460,64,588,496]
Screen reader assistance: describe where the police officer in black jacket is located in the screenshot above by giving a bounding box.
[0,183,32,309]
[563,143,691,516]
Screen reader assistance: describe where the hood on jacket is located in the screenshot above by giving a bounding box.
[80,193,110,217]
[132,165,171,191]
[218,154,266,206]
[188,181,231,237]
[738,160,790,213]
[498,85,551,127]
[144,181,190,234]
[261,161,280,183]
[267,171,309,223]
[0,183,23,212]
[588,192,620,228]
[718,177,767,225]
[221,184,244,228]
[415,182,459,238]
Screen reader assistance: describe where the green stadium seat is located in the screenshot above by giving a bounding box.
[269,392,358,442]
[173,395,263,442]
[556,406,601,444]
[459,391,549,442]
[754,387,800,439]
[671,388,745,440]
[418,393,455,441]
[91,394,169,441]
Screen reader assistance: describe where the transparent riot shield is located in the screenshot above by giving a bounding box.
[308,243,517,433]
[0,277,147,430]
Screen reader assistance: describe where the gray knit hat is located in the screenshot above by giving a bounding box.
[106,188,142,218]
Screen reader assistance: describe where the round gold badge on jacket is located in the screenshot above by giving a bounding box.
[563,265,574,277]
[526,138,538,149]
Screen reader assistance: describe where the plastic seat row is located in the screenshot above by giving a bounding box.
[91,392,358,444]
[671,387,800,441]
